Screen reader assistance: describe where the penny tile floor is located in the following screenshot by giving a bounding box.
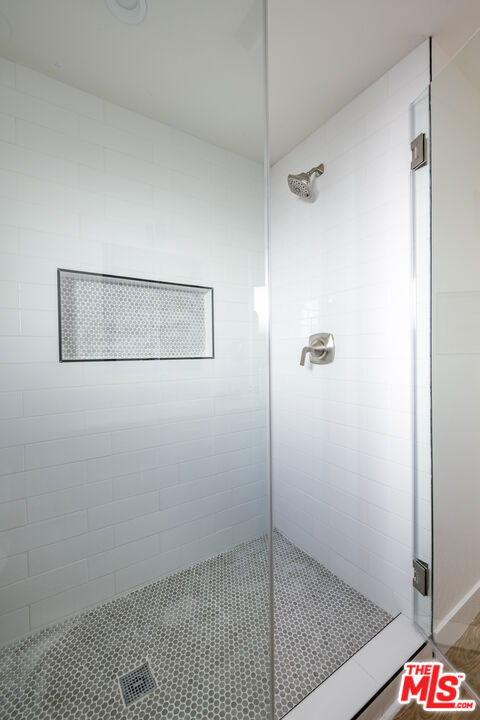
[0,531,393,719]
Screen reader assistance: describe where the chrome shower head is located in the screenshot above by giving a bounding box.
[287,164,324,199]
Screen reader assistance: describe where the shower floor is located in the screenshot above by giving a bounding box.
[0,532,392,720]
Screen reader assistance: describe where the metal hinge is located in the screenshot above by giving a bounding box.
[413,558,429,596]
[411,133,427,170]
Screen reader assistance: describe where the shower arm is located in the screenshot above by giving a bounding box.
[307,164,324,178]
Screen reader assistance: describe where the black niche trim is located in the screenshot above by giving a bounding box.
[57,268,215,363]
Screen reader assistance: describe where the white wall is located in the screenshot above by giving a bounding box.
[432,6,480,77]
[431,30,480,631]
[0,57,268,644]
[270,42,430,617]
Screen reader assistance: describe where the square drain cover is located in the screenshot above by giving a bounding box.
[119,661,157,706]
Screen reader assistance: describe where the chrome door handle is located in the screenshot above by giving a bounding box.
[300,333,335,366]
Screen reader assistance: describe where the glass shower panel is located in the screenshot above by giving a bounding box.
[0,2,271,719]
[411,86,433,638]
[429,26,480,697]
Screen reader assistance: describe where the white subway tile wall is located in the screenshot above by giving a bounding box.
[270,42,430,618]
[0,56,267,644]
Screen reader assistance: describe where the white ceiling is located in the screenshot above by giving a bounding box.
[0,0,265,160]
[268,0,480,163]
[0,0,478,164]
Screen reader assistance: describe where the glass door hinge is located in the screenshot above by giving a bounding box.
[413,558,429,596]
[411,133,427,170]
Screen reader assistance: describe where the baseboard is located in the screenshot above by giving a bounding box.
[435,580,480,650]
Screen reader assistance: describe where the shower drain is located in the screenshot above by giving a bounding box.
[118,661,157,706]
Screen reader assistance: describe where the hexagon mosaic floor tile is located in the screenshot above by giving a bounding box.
[0,532,393,720]
[273,533,393,718]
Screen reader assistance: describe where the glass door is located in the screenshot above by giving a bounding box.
[411,85,433,639]
[413,27,480,701]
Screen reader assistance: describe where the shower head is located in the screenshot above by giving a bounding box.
[287,164,324,199]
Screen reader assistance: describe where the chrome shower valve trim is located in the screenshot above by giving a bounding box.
[300,333,335,365]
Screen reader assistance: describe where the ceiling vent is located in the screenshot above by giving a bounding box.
[106,0,147,25]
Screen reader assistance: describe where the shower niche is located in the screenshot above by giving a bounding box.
[58,269,214,362]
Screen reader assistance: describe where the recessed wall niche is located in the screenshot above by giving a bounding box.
[57,269,214,362]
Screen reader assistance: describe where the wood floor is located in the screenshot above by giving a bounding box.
[394,612,480,720]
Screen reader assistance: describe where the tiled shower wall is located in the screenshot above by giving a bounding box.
[0,57,267,644]
[270,42,430,617]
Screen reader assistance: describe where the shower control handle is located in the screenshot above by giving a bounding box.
[300,333,335,366]
[300,345,324,366]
